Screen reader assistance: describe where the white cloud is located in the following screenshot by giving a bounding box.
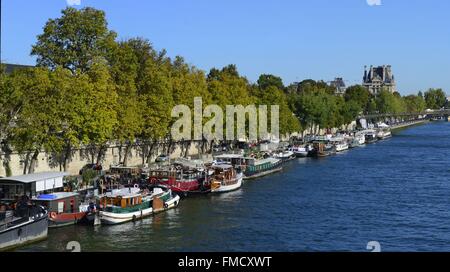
[367,0,382,6]
[66,0,81,6]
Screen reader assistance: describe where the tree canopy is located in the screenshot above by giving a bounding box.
[31,7,117,73]
[424,88,447,109]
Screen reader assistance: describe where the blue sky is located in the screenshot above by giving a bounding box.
[1,0,449,95]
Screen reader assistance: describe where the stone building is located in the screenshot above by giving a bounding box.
[2,63,34,74]
[330,77,347,96]
[363,65,397,95]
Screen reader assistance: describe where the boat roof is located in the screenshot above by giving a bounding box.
[110,165,141,169]
[377,122,390,128]
[356,129,374,135]
[254,158,281,165]
[215,154,244,159]
[212,164,234,170]
[0,172,69,184]
[104,187,141,198]
[33,192,79,201]
[173,158,207,168]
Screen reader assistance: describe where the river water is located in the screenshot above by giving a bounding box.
[19,121,450,252]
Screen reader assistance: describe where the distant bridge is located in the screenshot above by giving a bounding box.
[359,109,450,120]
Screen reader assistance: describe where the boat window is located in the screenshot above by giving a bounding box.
[70,198,74,213]
[58,201,64,213]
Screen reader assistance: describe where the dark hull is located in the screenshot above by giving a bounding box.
[280,156,296,162]
[377,135,392,140]
[315,152,332,157]
[244,167,283,180]
[0,214,48,251]
[78,212,97,225]
[173,189,212,197]
[311,148,336,158]
[294,152,309,158]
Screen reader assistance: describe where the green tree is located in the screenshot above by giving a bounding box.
[291,88,335,134]
[424,88,447,109]
[9,68,57,174]
[297,79,335,95]
[207,65,255,108]
[139,51,174,163]
[1,67,29,176]
[418,91,424,99]
[257,74,284,91]
[366,98,377,114]
[343,100,362,128]
[376,89,406,114]
[31,7,117,73]
[109,41,143,165]
[171,56,212,156]
[206,65,256,145]
[259,86,301,136]
[344,85,370,110]
[403,95,426,113]
[83,61,118,164]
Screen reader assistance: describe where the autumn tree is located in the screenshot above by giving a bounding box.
[138,49,174,163]
[0,67,28,176]
[109,41,143,165]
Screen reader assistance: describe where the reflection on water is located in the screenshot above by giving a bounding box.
[18,122,450,252]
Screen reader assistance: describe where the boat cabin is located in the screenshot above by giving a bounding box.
[32,192,80,214]
[244,157,281,174]
[211,165,237,185]
[0,172,69,203]
[151,166,204,180]
[100,187,143,211]
[108,165,142,177]
[214,154,245,167]
[313,142,326,152]
[173,158,211,171]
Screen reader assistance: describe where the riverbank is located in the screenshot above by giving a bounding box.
[391,119,430,130]
[0,119,429,177]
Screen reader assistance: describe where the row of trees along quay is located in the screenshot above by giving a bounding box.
[0,7,448,176]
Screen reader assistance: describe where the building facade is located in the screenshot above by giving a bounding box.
[330,77,347,96]
[363,65,397,95]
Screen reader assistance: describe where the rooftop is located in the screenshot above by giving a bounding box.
[0,172,69,184]
[214,154,244,159]
[2,63,35,74]
[33,192,79,201]
[104,187,141,198]
[253,158,281,165]
[212,164,233,170]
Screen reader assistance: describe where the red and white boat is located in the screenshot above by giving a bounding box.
[32,192,88,228]
[148,160,210,196]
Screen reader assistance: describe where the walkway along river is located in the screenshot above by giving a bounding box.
[18,121,450,252]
